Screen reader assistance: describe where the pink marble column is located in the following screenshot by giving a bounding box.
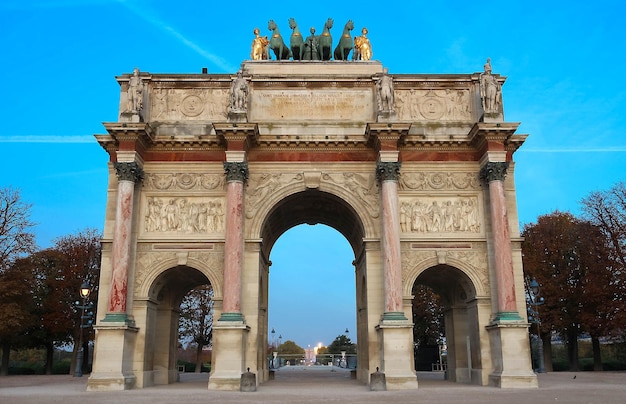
[481,162,519,319]
[377,162,406,320]
[220,162,248,321]
[106,162,143,320]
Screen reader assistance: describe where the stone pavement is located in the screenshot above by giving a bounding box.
[1,366,625,403]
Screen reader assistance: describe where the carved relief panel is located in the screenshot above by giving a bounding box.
[394,89,472,122]
[141,172,226,237]
[400,196,480,234]
[150,88,230,121]
[399,171,483,236]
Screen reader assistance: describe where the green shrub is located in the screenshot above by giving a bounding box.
[53,360,72,375]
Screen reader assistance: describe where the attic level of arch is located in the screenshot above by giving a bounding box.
[97,62,526,162]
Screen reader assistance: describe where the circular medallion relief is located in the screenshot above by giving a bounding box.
[419,97,445,120]
[181,95,204,117]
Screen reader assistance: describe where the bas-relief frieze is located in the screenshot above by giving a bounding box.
[143,173,225,191]
[245,171,379,219]
[394,89,472,122]
[144,197,225,234]
[150,88,229,121]
[400,197,480,234]
[399,172,481,191]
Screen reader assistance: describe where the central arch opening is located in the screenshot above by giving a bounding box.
[268,224,356,363]
[260,189,366,379]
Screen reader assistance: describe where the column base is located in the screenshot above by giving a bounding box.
[87,322,139,391]
[486,322,538,389]
[492,311,524,322]
[375,319,418,390]
[208,319,250,391]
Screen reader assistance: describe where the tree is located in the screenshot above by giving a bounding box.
[326,334,356,355]
[0,187,37,273]
[0,187,37,375]
[52,229,101,375]
[522,212,618,371]
[0,259,37,375]
[277,340,305,359]
[4,230,102,375]
[178,284,214,372]
[412,284,445,347]
[582,182,626,332]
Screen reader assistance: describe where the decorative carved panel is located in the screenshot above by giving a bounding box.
[144,173,224,191]
[150,88,229,121]
[394,89,472,121]
[400,196,480,234]
[399,172,481,191]
[143,196,225,235]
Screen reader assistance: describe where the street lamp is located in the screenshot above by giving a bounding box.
[74,281,92,377]
[527,278,546,373]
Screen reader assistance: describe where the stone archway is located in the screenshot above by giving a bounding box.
[257,189,368,383]
[141,266,212,387]
[412,264,491,385]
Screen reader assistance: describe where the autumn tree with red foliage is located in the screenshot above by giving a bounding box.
[522,212,619,371]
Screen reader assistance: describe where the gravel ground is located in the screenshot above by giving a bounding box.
[1,366,625,403]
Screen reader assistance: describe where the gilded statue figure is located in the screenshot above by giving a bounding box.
[251,27,269,60]
[353,27,372,61]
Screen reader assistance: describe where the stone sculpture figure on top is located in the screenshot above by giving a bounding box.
[229,70,249,113]
[353,27,372,61]
[377,68,395,113]
[480,58,502,114]
[126,67,143,113]
[251,27,270,60]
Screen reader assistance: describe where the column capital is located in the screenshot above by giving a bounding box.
[480,161,509,183]
[113,161,144,183]
[224,161,249,183]
[376,161,402,182]
[366,123,411,152]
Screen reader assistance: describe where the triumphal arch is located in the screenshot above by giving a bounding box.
[88,23,537,391]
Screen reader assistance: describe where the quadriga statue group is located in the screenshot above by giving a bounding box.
[251,18,372,62]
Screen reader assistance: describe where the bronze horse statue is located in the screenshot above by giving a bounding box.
[268,19,291,60]
[288,18,304,60]
[317,18,334,61]
[333,20,354,60]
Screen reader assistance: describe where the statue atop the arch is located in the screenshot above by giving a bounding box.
[376,68,395,114]
[480,58,502,115]
[126,67,143,113]
[229,70,249,113]
[251,27,269,60]
[353,27,372,61]
[303,27,320,60]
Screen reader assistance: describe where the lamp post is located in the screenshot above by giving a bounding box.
[527,278,546,373]
[73,281,92,377]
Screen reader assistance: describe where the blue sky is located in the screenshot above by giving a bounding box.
[1,0,625,349]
